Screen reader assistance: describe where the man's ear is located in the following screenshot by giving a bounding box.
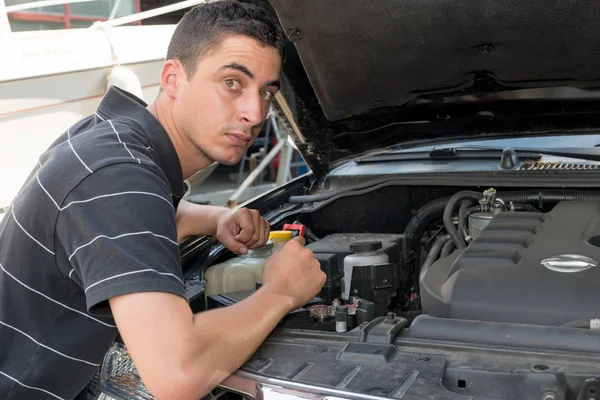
[160,59,185,99]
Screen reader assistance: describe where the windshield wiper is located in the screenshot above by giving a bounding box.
[356,146,600,167]
[443,146,600,162]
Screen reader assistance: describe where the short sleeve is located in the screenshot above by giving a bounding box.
[55,162,186,316]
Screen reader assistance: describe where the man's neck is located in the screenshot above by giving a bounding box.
[147,96,212,180]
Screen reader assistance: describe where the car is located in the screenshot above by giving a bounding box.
[83,0,600,399]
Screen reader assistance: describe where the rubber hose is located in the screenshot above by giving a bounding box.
[499,190,600,207]
[405,196,451,249]
[287,178,393,203]
[458,200,475,239]
[289,190,345,204]
[441,238,455,257]
[419,234,451,283]
[443,191,483,249]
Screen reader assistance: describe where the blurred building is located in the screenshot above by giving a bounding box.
[4,0,187,31]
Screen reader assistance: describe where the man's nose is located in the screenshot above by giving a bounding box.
[238,93,264,127]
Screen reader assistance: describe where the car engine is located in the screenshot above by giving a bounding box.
[420,199,600,327]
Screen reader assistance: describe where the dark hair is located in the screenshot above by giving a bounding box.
[166,1,286,78]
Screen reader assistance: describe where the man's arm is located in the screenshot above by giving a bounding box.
[109,237,326,400]
[109,288,292,400]
[175,200,229,240]
[176,200,270,254]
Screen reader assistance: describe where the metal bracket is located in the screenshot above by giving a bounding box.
[358,312,407,344]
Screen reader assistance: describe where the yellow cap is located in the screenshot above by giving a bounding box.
[269,230,293,241]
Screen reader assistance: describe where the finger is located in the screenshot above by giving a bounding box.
[218,234,248,255]
[265,220,271,240]
[247,211,262,249]
[250,219,265,250]
[293,236,306,247]
[234,210,256,243]
[256,218,268,247]
[243,212,260,249]
[262,218,270,245]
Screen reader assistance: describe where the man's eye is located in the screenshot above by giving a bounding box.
[224,79,240,89]
[260,89,274,101]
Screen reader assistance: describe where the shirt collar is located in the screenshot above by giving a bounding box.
[96,86,186,205]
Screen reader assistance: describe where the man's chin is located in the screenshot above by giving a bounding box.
[213,153,244,166]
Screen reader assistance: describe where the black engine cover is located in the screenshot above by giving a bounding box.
[420,200,600,326]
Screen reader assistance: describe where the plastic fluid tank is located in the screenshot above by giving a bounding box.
[204,256,243,296]
[269,230,293,252]
[204,243,273,296]
[236,243,273,285]
[342,241,389,300]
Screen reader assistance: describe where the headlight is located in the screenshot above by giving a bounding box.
[99,341,157,400]
[94,342,247,400]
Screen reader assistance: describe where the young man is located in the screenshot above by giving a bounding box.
[0,2,326,399]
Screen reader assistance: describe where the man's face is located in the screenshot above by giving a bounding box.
[173,35,282,166]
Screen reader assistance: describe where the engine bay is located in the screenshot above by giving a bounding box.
[197,186,600,334]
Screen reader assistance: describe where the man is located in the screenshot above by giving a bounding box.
[0,2,326,399]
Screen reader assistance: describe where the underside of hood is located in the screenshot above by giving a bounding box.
[257,0,600,175]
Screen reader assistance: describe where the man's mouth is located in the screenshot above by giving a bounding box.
[225,133,252,148]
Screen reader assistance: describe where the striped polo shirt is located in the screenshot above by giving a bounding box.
[0,86,188,399]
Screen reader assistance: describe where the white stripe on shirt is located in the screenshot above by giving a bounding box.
[35,172,174,211]
[108,120,141,164]
[61,191,174,210]
[0,320,100,367]
[11,208,54,255]
[0,263,116,328]
[85,268,184,293]
[67,136,93,174]
[36,171,60,210]
[0,370,65,400]
[68,231,178,261]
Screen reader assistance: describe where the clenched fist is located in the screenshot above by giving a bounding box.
[261,237,327,311]
[216,208,270,254]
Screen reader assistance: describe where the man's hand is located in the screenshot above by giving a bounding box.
[261,237,326,310]
[175,202,268,250]
[216,208,270,254]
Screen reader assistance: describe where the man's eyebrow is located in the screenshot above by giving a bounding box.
[265,80,281,90]
[220,63,254,79]
[220,62,280,89]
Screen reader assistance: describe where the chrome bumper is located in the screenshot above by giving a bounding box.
[221,370,395,400]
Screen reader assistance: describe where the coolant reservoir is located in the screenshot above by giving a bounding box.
[204,243,273,296]
[269,230,293,252]
[204,257,242,296]
[342,241,389,300]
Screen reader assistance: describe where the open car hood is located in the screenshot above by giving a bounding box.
[259,0,600,176]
